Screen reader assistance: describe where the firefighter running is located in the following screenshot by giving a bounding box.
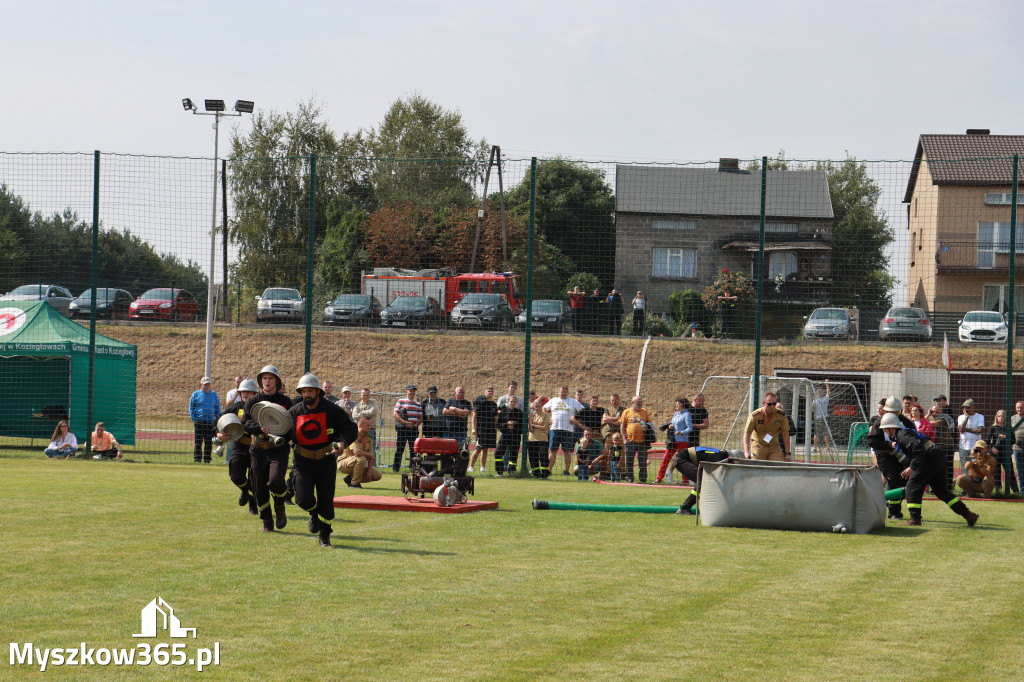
[242,365,294,533]
[215,378,260,515]
[288,373,358,547]
[879,412,979,527]
[671,446,733,515]
[866,396,915,520]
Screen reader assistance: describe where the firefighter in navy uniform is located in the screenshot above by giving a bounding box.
[215,378,259,515]
[879,412,979,527]
[242,364,294,533]
[867,396,916,520]
[671,446,736,514]
[288,373,358,547]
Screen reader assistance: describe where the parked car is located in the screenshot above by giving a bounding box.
[129,288,199,321]
[323,293,382,326]
[1,284,74,315]
[958,310,1008,343]
[256,288,304,323]
[450,293,515,330]
[516,299,573,332]
[69,288,134,320]
[878,307,932,342]
[380,295,443,328]
[803,307,857,340]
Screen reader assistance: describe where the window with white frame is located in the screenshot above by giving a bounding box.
[765,222,799,234]
[651,219,697,230]
[652,248,696,278]
[984,192,1024,205]
[977,222,1024,267]
[768,251,798,278]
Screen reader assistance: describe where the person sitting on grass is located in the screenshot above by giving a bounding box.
[573,428,607,480]
[44,421,78,458]
[90,422,122,459]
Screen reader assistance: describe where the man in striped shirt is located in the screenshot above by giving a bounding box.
[392,384,422,472]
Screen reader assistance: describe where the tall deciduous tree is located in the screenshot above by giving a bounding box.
[502,159,615,288]
[368,94,488,209]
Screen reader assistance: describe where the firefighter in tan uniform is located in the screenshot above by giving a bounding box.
[743,391,791,462]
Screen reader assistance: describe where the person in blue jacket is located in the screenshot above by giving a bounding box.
[189,376,221,463]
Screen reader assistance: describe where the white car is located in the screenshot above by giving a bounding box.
[255,287,304,323]
[957,310,1008,343]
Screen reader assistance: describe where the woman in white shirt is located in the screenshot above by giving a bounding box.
[45,421,78,458]
[631,291,646,335]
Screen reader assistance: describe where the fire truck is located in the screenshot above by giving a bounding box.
[361,268,523,313]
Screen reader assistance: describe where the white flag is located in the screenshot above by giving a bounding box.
[942,332,952,370]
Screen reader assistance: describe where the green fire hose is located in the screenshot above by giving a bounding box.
[532,499,682,513]
[884,487,905,502]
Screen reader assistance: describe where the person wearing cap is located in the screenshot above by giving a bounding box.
[213,378,259,514]
[879,412,978,527]
[421,386,446,438]
[932,395,955,427]
[867,396,916,519]
[339,386,356,415]
[288,373,358,547]
[242,365,294,533]
[743,391,790,462]
[956,439,997,498]
[957,399,985,475]
[392,384,422,472]
[188,377,221,464]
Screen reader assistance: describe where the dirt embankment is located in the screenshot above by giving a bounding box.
[99,324,1019,420]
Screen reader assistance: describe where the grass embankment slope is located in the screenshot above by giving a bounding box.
[104,324,1020,420]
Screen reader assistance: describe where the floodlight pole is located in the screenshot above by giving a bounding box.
[184,99,252,379]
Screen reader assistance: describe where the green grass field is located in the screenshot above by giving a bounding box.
[3,457,1023,681]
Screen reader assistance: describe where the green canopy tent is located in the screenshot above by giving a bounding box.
[0,301,136,446]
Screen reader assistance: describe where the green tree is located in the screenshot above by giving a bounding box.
[815,158,896,308]
[502,159,616,288]
[368,94,488,209]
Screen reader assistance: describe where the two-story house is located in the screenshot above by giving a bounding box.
[614,160,834,330]
[904,129,1024,320]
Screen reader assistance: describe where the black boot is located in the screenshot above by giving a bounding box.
[274,498,287,529]
[238,489,248,506]
[318,526,332,547]
[261,508,274,532]
[308,514,321,534]
[887,503,903,520]
[248,495,258,516]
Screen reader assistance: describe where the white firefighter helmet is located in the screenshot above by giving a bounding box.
[882,396,901,413]
[879,413,903,430]
[238,378,259,394]
[256,365,282,391]
[296,373,324,395]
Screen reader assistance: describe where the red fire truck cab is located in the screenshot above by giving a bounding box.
[362,268,523,314]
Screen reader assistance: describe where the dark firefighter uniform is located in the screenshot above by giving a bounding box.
[223,398,257,515]
[243,391,294,532]
[889,427,978,526]
[866,412,915,519]
[288,398,357,546]
[494,403,523,475]
[672,446,734,514]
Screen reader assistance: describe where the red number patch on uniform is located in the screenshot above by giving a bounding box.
[295,412,328,447]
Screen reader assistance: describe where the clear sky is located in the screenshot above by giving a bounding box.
[4,0,1022,162]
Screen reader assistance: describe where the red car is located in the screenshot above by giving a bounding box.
[129,288,199,321]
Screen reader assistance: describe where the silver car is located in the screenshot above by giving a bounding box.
[256,287,304,323]
[878,307,932,342]
[1,284,74,315]
[803,307,857,340]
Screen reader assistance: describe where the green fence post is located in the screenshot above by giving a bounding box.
[520,158,537,474]
[86,150,100,447]
[1005,154,1017,450]
[752,156,767,409]
[304,154,316,374]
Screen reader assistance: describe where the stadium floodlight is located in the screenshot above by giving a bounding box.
[182,97,254,378]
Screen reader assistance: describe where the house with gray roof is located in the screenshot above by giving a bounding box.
[903,129,1024,321]
[614,160,834,330]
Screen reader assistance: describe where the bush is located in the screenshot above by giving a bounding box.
[564,272,601,299]
[620,312,673,337]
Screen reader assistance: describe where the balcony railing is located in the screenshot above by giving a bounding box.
[934,241,1024,272]
[747,276,832,304]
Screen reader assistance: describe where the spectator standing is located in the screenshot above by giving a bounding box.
[605,289,623,335]
[443,386,472,446]
[811,380,831,453]
[743,392,790,462]
[527,396,551,477]
[351,389,379,453]
[421,386,447,438]
[912,404,934,439]
[44,421,77,458]
[586,287,603,334]
[392,384,422,472]
[567,285,585,329]
[656,397,692,484]
[689,392,709,448]
[620,395,651,482]
[495,395,523,475]
[716,290,738,338]
[224,375,243,406]
[89,421,122,459]
[927,404,957,491]
[339,386,356,415]
[189,376,220,464]
[900,395,915,423]
[934,394,955,423]
[323,381,340,404]
[496,381,519,409]
[470,387,498,473]
[957,399,985,474]
[987,409,1018,494]
[545,386,585,476]
[631,291,646,336]
[1012,401,1024,492]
